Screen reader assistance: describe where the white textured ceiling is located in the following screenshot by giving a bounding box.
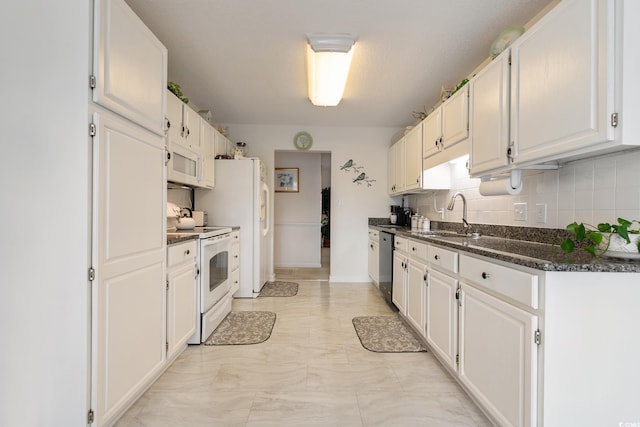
[125,0,552,128]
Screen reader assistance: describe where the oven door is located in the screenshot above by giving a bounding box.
[200,234,231,312]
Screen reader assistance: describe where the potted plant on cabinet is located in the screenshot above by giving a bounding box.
[560,217,640,258]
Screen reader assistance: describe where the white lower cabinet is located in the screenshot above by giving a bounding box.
[166,240,198,361]
[392,251,407,314]
[368,229,380,284]
[459,283,538,427]
[425,269,458,371]
[405,255,427,336]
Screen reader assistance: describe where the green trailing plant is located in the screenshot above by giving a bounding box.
[167,81,189,104]
[560,217,640,256]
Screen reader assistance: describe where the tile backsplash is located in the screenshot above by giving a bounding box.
[408,149,640,229]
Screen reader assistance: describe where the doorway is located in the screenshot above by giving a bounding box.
[273,150,331,281]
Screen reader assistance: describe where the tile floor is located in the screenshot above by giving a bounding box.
[116,257,491,426]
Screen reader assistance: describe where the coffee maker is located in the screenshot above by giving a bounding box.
[390,205,410,227]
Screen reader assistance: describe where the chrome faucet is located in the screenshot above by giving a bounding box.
[447,192,470,234]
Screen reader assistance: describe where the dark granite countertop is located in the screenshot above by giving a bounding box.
[167,234,198,246]
[369,221,640,273]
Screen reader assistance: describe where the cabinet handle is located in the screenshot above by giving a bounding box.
[412,247,416,252]
[185,249,190,255]
[416,177,419,183]
[234,255,239,259]
[166,119,171,129]
[166,151,171,161]
[434,254,440,260]
[481,272,491,279]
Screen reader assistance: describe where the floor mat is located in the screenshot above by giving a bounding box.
[203,311,276,345]
[352,315,427,353]
[259,281,299,297]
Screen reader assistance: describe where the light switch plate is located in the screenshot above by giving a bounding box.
[514,203,527,221]
[535,203,547,224]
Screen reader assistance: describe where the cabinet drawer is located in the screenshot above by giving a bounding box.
[460,254,538,309]
[407,239,427,260]
[428,245,458,274]
[368,229,380,242]
[167,240,197,267]
[394,236,408,252]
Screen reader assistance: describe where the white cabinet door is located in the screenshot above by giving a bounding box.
[442,86,469,149]
[459,283,538,427]
[166,90,185,148]
[404,123,423,191]
[406,259,427,336]
[422,108,442,159]
[426,269,458,371]
[200,120,215,188]
[214,130,230,158]
[392,251,407,314]
[91,111,166,427]
[182,104,202,153]
[368,239,379,283]
[394,138,406,193]
[387,143,396,194]
[93,0,167,135]
[510,0,614,166]
[167,262,197,360]
[470,52,511,176]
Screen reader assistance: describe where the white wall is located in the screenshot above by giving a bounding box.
[224,125,399,282]
[274,151,322,267]
[409,149,640,230]
[0,1,90,425]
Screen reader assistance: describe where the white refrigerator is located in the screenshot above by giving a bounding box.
[195,158,271,297]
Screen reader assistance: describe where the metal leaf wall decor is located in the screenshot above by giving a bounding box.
[340,159,376,187]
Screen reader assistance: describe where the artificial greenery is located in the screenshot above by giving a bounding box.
[560,217,640,256]
[167,81,189,104]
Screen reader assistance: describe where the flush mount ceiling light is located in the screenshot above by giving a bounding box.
[306,33,356,107]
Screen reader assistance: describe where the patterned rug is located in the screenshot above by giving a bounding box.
[259,281,299,297]
[203,311,276,345]
[352,315,427,353]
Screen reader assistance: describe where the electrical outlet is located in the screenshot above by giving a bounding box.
[536,203,547,224]
[514,203,527,221]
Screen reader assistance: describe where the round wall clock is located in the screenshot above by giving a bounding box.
[293,131,313,151]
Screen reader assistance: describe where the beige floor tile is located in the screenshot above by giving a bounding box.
[246,391,362,427]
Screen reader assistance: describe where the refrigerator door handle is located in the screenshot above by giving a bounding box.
[261,181,269,236]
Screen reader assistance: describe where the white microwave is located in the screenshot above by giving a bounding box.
[167,143,201,187]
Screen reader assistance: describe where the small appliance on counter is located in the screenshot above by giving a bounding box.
[192,211,207,227]
[390,205,411,227]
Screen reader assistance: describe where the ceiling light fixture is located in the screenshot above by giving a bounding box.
[306,33,356,107]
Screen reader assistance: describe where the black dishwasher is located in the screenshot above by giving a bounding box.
[378,231,396,310]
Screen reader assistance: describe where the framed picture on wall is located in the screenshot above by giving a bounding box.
[275,168,299,192]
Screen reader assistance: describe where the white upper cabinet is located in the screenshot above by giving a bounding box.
[442,86,470,150]
[469,0,640,176]
[387,143,397,194]
[510,0,615,166]
[403,123,423,191]
[469,52,511,176]
[422,107,442,160]
[423,87,470,170]
[93,0,167,136]
[166,90,202,154]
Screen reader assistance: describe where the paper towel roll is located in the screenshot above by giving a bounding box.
[479,177,523,196]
